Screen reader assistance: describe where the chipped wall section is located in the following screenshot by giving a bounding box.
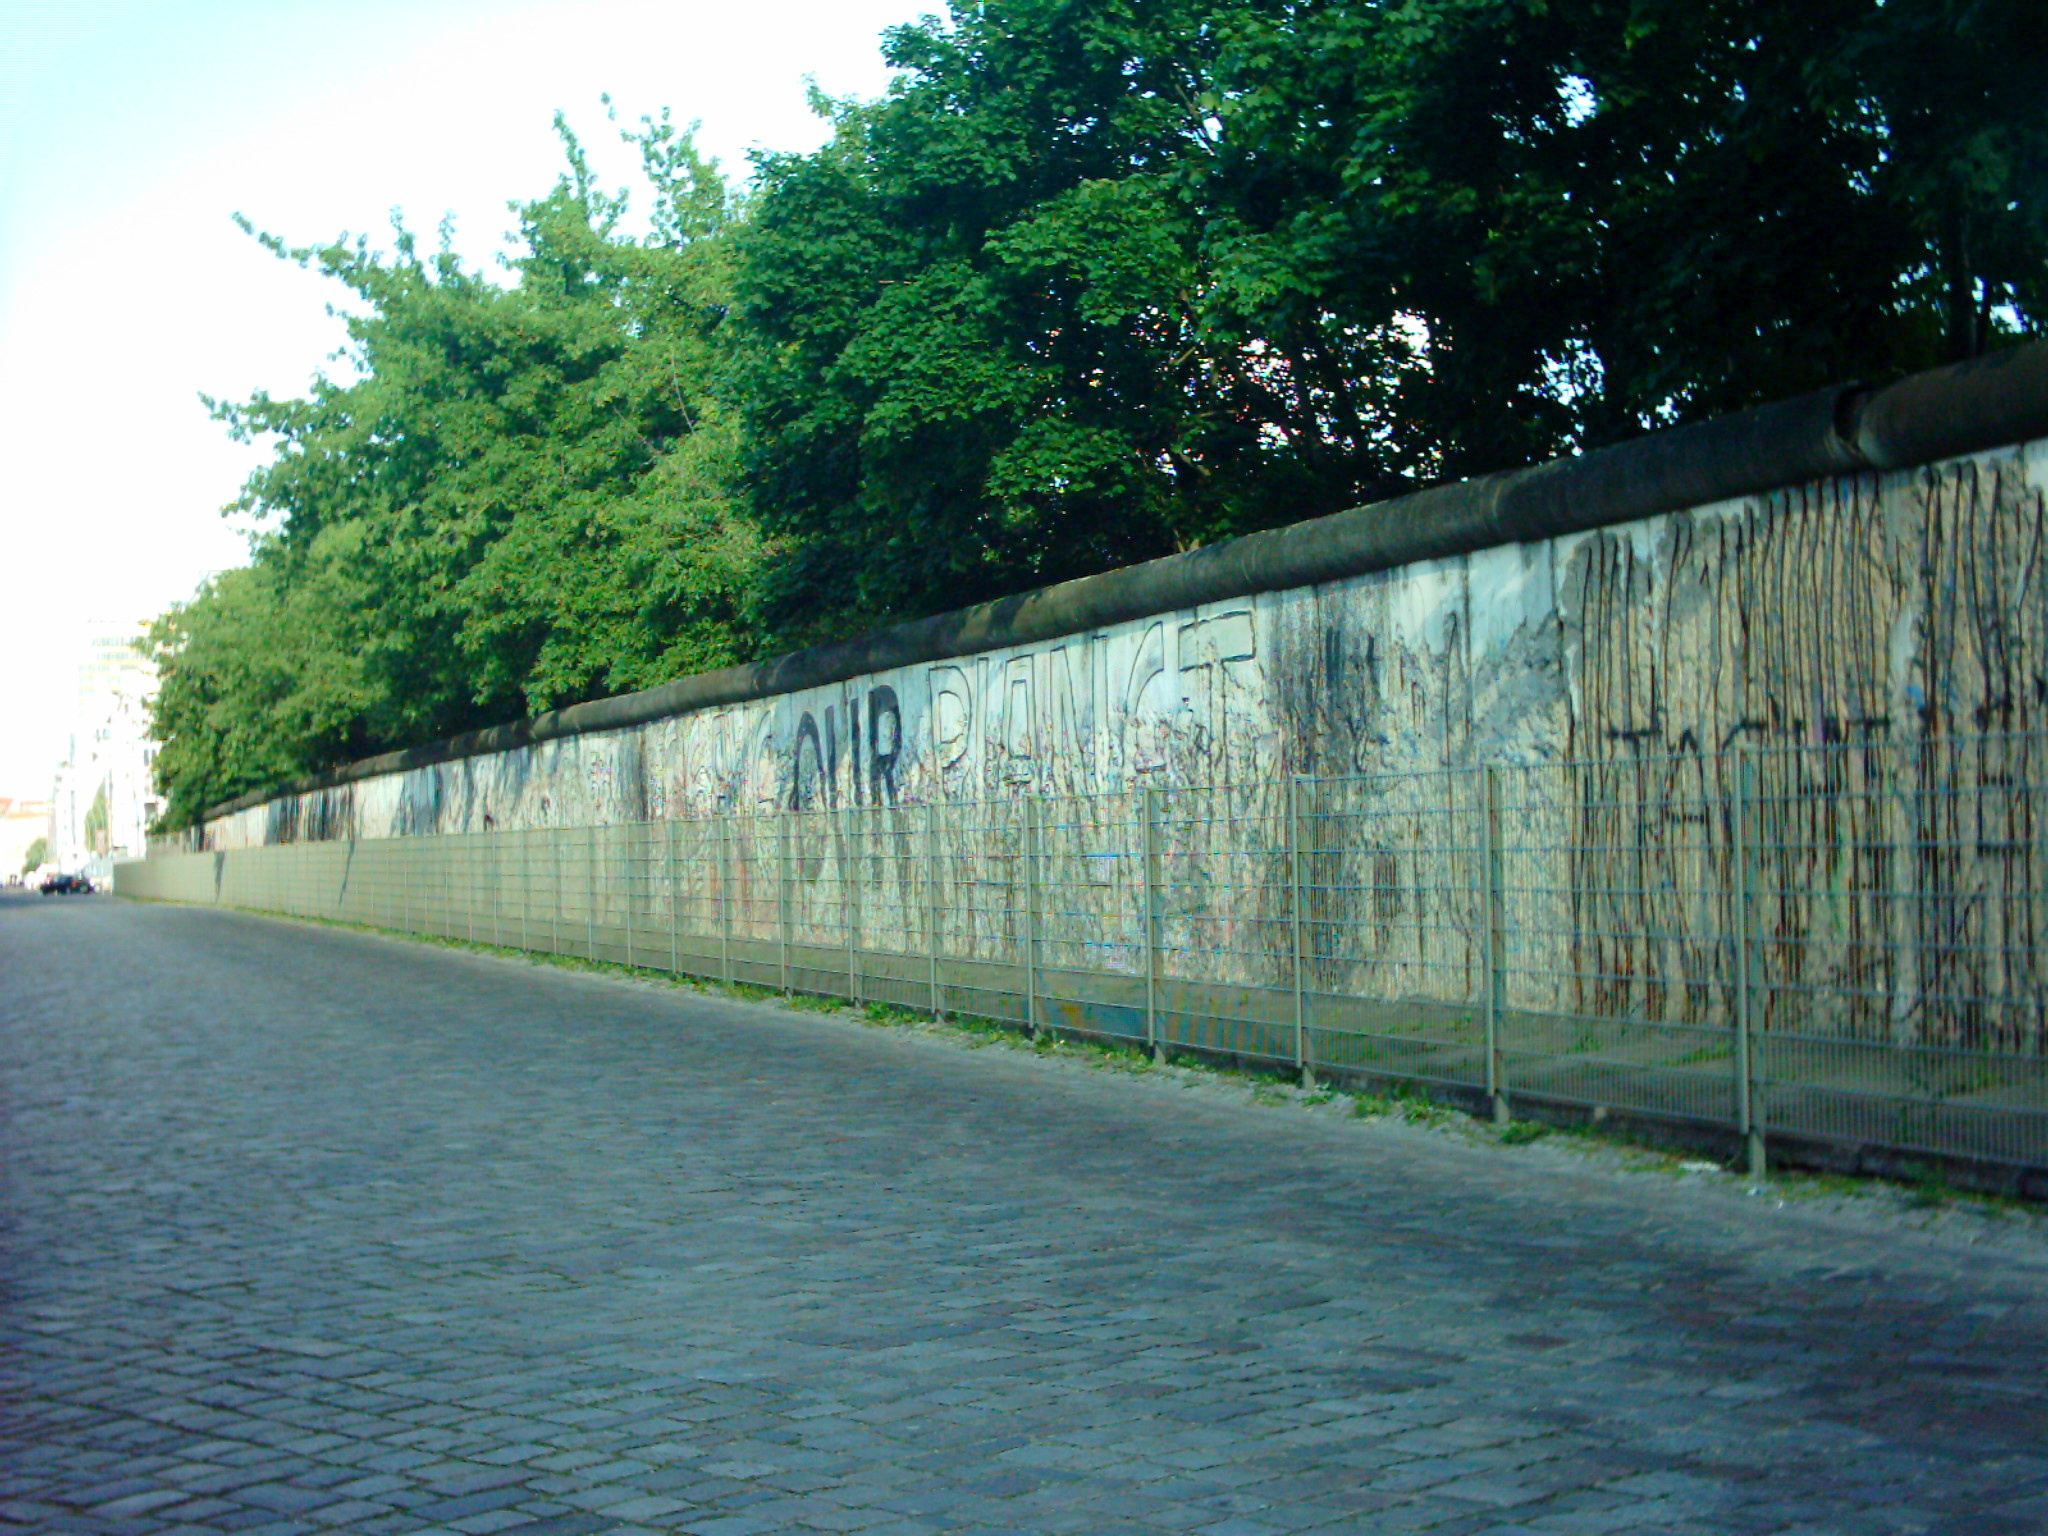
[1536,447,2048,1050]
[205,444,2044,855]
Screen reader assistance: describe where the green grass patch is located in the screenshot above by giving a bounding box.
[862,1001,923,1027]
[784,992,848,1014]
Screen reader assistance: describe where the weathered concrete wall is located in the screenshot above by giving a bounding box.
[203,442,2048,851]
[166,424,2048,1099]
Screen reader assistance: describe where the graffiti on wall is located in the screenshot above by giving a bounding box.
[191,443,2048,1058]
[208,444,2047,854]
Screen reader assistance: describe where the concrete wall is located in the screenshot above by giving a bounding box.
[202,441,2048,850]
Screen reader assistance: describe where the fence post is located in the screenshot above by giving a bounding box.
[927,802,943,1019]
[667,820,680,977]
[1024,796,1040,1039]
[1734,748,1766,1179]
[587,828,597,963]
[779,811,792,995]
[845,803,861,1007]
[622,825,635,971]
[1290,776,1310,1089]
[1144,784,1163,1064]
[1482,765,1509,1126]
[551,834,561,956]
[719,814,733,986]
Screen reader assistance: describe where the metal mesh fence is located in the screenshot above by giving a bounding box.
[116,733,2048,1175]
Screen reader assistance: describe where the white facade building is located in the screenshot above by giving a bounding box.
[50,628,161,873]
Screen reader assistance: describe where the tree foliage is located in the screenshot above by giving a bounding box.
[152,116,759,825]
[150,0,2047,826]
[734,0,2047,638]
[82,783,109,853]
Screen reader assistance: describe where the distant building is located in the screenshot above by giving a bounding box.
[0,797,53,877]
[49,625,162,872]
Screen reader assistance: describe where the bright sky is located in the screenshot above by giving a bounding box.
[0,0,930,797]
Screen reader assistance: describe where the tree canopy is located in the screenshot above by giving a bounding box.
[150,0,2048,826]
[152,114,760,823]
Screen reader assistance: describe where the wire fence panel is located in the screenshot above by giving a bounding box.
[1305,769,1487,1091]
[1143,780,1284,1064]
[1748,734,2048,1168]
[1492,757,1744,1130]
[112,732,2048,1178]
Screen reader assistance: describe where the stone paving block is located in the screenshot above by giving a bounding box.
[232,1483,340,1516]
[425,1485,546,1522]
[494,1516,617,1536]
[425,1465,535,1497]
[154,1495,242,1523]
[88,1489,189,1520]
[0,1502,82,1533]
[310,1496,402,1525]
[674,1517,779,1536]
[205,1507,298,1532]
[447,1511,543,1535]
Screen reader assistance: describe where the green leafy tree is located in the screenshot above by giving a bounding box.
[21,836,48,875]
[1828,0,2048,361]
[153,117,760,826]
[1209,0,2046,448]
[452,116,762,709]
[733,0,2047,637]
[729,1,1310,640]
[82,783,109,853]
[147,564,370,829]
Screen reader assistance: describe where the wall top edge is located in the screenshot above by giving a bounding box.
[201,342,2048,823]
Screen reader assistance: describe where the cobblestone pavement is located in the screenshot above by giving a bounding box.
[5,893,2048,1536]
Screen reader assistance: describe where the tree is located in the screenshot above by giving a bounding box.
[153,117,761,825]
[82,783,109,854]
[1829,0,2048,361]
[451,116,762,709]
[729,1,1317,641]
[147,564,367,829]
[731,0,2048,641]
[1209,0,2046,448]
[21,836,48,875]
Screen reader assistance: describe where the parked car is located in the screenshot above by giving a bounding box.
[40,873,90,896]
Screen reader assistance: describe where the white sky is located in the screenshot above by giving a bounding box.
[0,0,931,797]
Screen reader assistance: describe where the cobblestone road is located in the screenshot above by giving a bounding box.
[5,892,2048,1536]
